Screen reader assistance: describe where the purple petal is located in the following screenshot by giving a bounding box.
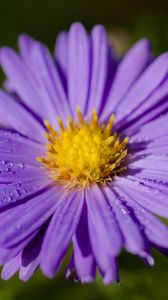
[0,129,48,184]
[18,34,35,64]
[101,39,152,119]
[0,226,40,264]
[115,53,168,123]
[0,129,45,162]
[19,256,40,282]
[101,257,119,285]
[114,177,168,218]
[104,186,149,256]
[1,37,37,94]
[86,185,123,255]
[0,153,48,185]
[85,186,122,283]
[0,47,46,120]
[1,221,41,282]
[0,174,52,208]
[131,113,168,141]
[66,254,75,278]
[67,23,89,114]
[113,183,168,248]
[129,155,168,172]
[128,154,168,182]
[86,25,111,115]
[141,255,155,267]
[30,41,70,124]
[0,90,45,143]
[41,191,84,277]
[124,174,168,196]
[73,201,96,283]
[86,209,119,284]
[87,210,119,284]
[0,162,48,184]
[118,80,168,135]
[127,167,168,185]
[55,31,68,78]
[1,253,21,280]
[0,185,63,247]
[22,228,45,267]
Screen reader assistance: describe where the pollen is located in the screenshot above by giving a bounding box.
[37,107,129,189]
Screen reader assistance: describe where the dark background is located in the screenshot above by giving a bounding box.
[0,0,168,299]
[1,0,168,54]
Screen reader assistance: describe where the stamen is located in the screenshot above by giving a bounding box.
[104,114,114,137]
[57,117,65,131]
[44,120,58,137]
[68,116,75,131]
[45,133,56,144]
[46,144,57,153]
[91,108,98,126]
[38,107,129,190]
[37,157,50,165]
[76,106,83,126]
[106,136,116,145]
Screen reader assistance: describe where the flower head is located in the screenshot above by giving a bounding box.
[0,23,168,284]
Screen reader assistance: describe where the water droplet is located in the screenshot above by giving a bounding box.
[121,208,127,214]
[0,160,5,166]
[6,161,14,167]
[15,224,22,230]
[13,133,20,137]
[16,163,24,169]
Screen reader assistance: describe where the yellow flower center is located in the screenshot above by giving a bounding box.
[38,107,129,189]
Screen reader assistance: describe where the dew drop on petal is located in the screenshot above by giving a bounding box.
[16,163,24,169]
[6,161,14,168]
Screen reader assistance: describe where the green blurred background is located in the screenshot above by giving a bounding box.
[0,0,168,299]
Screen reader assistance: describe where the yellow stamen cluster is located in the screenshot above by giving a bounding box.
[37,107,129,190]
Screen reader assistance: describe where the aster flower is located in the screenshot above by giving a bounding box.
[0,22,168,284]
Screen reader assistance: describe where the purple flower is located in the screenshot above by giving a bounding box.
[0,22,168,284]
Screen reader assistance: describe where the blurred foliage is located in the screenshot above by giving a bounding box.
[0,0,168,299]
